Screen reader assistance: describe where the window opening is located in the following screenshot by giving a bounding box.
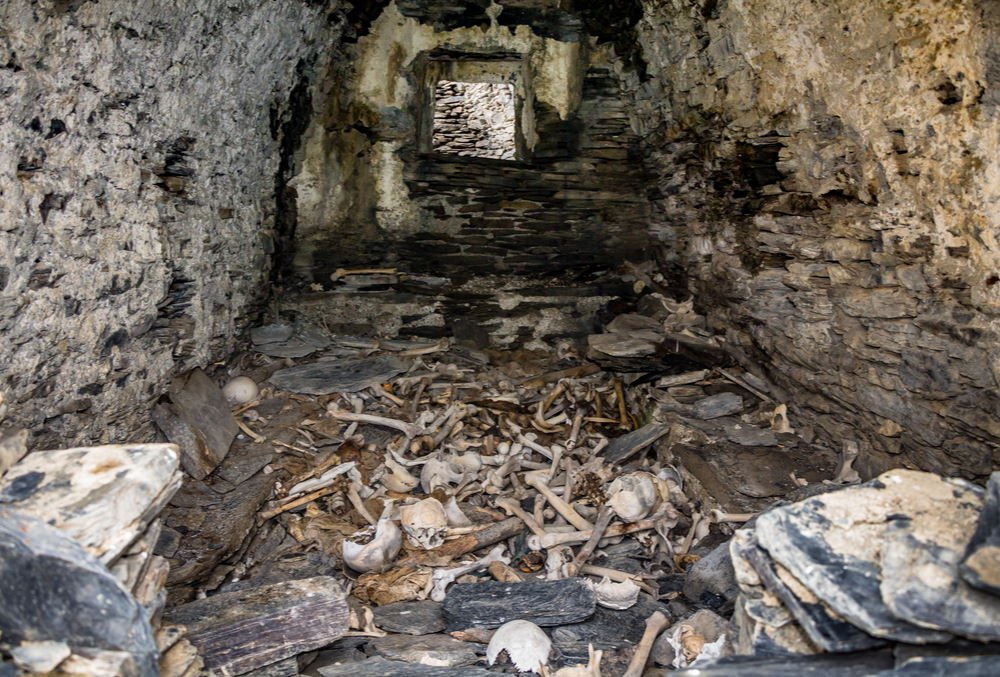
[432,80,517,160]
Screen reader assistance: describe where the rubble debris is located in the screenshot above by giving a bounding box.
[164,576,349,675]
[443,578,597,630]
[153,368,239,479]
[315,657,496,676]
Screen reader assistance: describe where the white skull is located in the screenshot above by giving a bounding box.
[606,471,669,523]
[399,497,449,550]
[487,620,552,673]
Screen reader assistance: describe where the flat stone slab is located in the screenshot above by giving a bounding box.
[373,600,446,635]
[154,368,238,479]
[317,657,495,677]
[553,595,668,663]
[755,470,966,643]
[726,425,779,447]
[0,508,158,676]
[270,355,407,394]
[369,634,478,667]
[0,443,180,563]
[740,530,884,652]
[604,422,671,464]
[961,472,1000,596]
[691,392,744,419]
[881,488,999,641]
[164,576,348,676]
[443,578,596,630]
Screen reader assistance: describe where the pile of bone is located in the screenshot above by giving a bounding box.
[0,393,194,676]
[728,469,1000,669]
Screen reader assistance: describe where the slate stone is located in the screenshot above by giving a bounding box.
[270,355,407,395]
[961,472,1000,596]
[552,595,668,662]
[0,508,158,677]
[243,657,299,676]
[154,368,239,479]
[892,655,1000,676]
[740,530,885,652]
[726,425,779,447]
[443,578,596,630]
[0,443,181,564]
[663,649,895,676]
[683,540,739,605]
[164,576,349,676]
[755,470,961,643]
[881,503,999,641]
[691,392,744,419]
[373,600,446,635]
[604,422,671,464]
[369,634,478,667]
[317,657,495,677]
[214,442,275,488]
[251,324,294,345]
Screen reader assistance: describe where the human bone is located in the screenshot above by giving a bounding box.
[486,619,552,673]
[341,504,402,572]
[606,471,669,523]
[587,576,641,610]
[222,376,259,405]
[399,497,449,550]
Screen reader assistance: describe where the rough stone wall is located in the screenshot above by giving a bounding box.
[0,0,343,447]
[433,81,517,160]
[633,0,1000,478]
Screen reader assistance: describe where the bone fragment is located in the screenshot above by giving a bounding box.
[707,509,756,523]
[326,404,425,438]
[330,267,397,281]
[396,517,523,567]
[622,611,669,677]
[427,544,509,601]
[566,506,614,577]
[524,471,593,531]
[526,517,660,551]
[494,497,547,537]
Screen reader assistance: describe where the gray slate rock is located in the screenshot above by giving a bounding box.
[443,578,596,630]
[0,508,158,677]
[881,503,999,641]
[604,422,671,464]
[692,392,744,419]
[739,530,884,652]
[164,576,349,676]
[369,634,478,667]
[666,649,895,676]
[726,425,779,447]
[683,540,739,605]
[317,657,495,677]
[154,368,238,479]
[755,470,960,643]
[270,355,407,395]
[552,595,668,663]
[373,600,446,635]
[892,655,1000,676]
[961,472,1000,596]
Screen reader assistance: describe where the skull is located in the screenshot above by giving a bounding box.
[399,497,449,550]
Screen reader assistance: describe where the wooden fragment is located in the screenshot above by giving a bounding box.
[518,363,601,389]
[164,576,349,676]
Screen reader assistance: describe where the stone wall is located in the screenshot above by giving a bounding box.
[0,0,344,447]
[433,81,517,160]
[632,0,1000,478]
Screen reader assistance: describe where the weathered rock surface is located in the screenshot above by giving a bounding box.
[0,443,181,563]
[683,540,739,606]
[442,578,596,630]
[0,0,348,449]
[369,634,478,667]
[754,470,964,642]
[691,393,744,420]
[269,355,407,395]
[164,576,349,676]
[632,0,1000,478]
[153,368,238,479]
[0,508,158,676]
[373,600,446,636]
[317,657,495,677]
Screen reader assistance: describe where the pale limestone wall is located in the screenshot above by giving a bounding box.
[0,0,342,447]
[634,0,1000,477]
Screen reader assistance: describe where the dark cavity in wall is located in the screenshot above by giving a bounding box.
[272,59,316,283]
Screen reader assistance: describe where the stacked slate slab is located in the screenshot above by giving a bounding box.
[729,470,1000,662]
